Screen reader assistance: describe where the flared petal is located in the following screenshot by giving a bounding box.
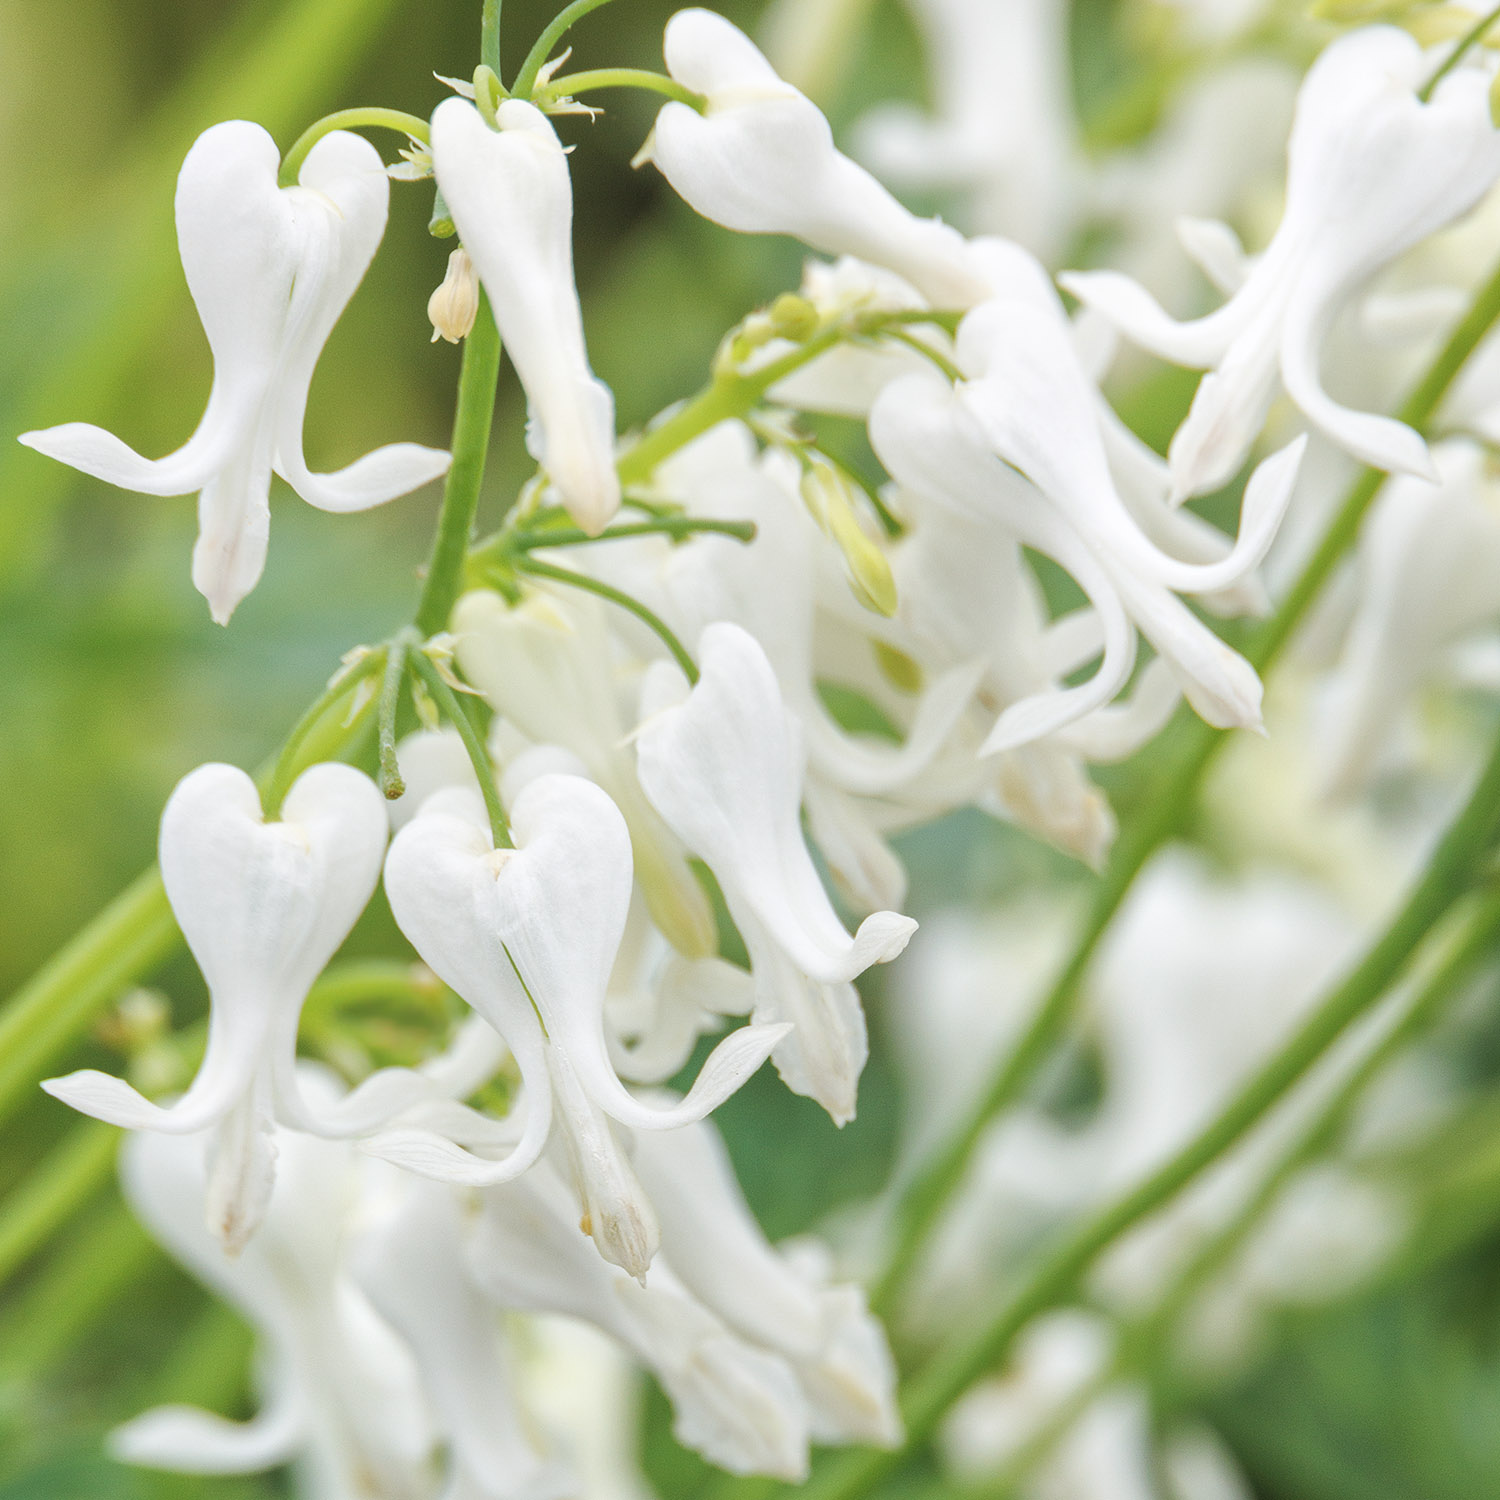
[432,98,619,532]
[109,1383,306,1475]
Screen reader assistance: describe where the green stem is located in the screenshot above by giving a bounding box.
[416,295,504,637]
[516,556,700,684]
[870,245,1500,1316]
[0,1123,117,1288]
[0,1202,155,1385]
[1419,0,1500,101]
[408,650,513,849]
[264,649,383,810]
[478,515,757,560]
[512,0,618,98]
[377,637,411,799]
[0,870,178,1130]
[537,66,704,109]
[802,724,1500,1500]
[278,106,431,185]
[482,0,502,74]
[302,958,449,1023]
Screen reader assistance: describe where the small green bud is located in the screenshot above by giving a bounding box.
[768,293,820,341]
[429,185,457,240]
[800,456,899,618]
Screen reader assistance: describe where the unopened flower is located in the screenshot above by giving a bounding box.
[1063,27,1500,500]
[635,623,918,1123]
[20,123,451,622]
[427,246,481,343]
[431,97,621,534]
[375,774,788,1278]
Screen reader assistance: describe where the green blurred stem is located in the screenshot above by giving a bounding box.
[1419,0,1500,100]
[800,725,1500,1500]
[377,637,410,799]
[0,1123,117,1288]
[416,296,503,637]
[472,515,756,562]
[516,556,701,684]
[482,0,503,74]
[537,67,705,109]
[870,247,1500,1317]
[301,958,448,1024]
[512,0,619,98]
[409,650,513,849]
[265,649,384,810]
[0,1202,155,1386]
[278,106,431,184]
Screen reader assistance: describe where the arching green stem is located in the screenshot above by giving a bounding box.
[512,0,619,99]
[1419,0,1500,101]
[537,66,705,110]
[279,106,431,185]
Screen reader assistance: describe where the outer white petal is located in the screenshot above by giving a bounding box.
[432,98,620,533]
[109,1385,305,1475]
[273,131,451,513]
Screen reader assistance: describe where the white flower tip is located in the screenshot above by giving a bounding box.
[850,911,917,968]
[589,1198,661,1283]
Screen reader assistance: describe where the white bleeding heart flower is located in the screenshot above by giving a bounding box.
[350,1177,575,1500]
[466,1157,813,1480]
[1062,27,1500,501]
[19,123,451,623]
[111,1098,434,1497]
[454,584,718,960]
[635,622,918,1124]
[431,97,621,535]
[630,1111,903,1447]
[375,773,787,1278]
[868,301,1304,742]
[44,763,392,1253]
[648,8,992,309]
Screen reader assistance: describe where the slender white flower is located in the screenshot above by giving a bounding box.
[1063,28,1500,500]
[635,622,918,1123]
[648,8,993,309]
[631,1112,902,1447]
[375,774,787,1278]
[44,763,389,1252]
[19,123,451,622]
[111,1106,434,1499]
[467,1158,813,1480]
[350,1178,574,1500]
[869,330,1302,742]
[431,97,620,534]
[1318,439,1500,796]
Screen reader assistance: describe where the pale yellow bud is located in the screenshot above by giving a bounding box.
[800,456,898,617]
[427,247,480,344]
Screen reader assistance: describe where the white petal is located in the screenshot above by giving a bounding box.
[432,99,620,532]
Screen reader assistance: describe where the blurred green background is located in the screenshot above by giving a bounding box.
[6,2,1500,1498]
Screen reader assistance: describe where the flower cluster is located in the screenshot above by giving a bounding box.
[22,1,1500,1496]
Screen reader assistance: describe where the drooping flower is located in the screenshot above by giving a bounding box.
[1062,27,1500,500]
[44,763,391,1252]
[467,1156,814,1480]
[635,622,918,1124]
[869,311,1304,743]
[19,123,451,622]
[648,8,993,309]
[375,774,788,1278]
[431,97,621,534]
[630,1111,903,1447]
[111,1103,435,1496]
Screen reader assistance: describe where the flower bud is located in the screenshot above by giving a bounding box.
[428,247,480,344]
[799,456,898,617]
